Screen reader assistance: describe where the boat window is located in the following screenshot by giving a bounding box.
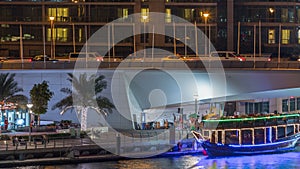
[254,129,265,144]
[225,130,239,145]
[277,127,286,139]
[241,130,252,145]
[287,125,295,136]
[203,130,209,138]
[266,127,275,143]
[217,131,222,144]
[211,131,216,143]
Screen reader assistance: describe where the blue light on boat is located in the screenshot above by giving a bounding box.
[228,139,293,148]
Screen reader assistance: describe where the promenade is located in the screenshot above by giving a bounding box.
[0,129,202,168]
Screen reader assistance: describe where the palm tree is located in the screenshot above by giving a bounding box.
[52,73,114,131]
[0,73,27,103]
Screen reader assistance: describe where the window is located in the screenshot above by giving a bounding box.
[282,99,288,112]
[184,9,194,21]
[141,8,149,22]
[268,29,275,44]
[282,29,290,44]
[47,28,68,42]
[118,8,128,19]
[297,29,300,44]
[297,97,300,110]
[290,98,295,111]
[166,8,172,23]
[281,8,288,22]
[48,8,69,22]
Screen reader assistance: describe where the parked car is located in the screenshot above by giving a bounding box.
[30,55,59,62]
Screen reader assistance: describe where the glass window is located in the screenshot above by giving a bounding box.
[290,98,295,111]
[282,99,288,112]
[297,97,300,110]
[47,27,68,42]
[281,8,288,22]
[268,29,275,44]
[48,8,69,22]
[184,8,194,21]
[282,29,290,44]
[297,29,300,44]
[118,8,128,19]
[141,8,149,22]
[166,8,172,23]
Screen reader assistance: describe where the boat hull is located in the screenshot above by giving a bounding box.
[201,134,300,157]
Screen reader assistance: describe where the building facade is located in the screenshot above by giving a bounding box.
[0,0,300,59]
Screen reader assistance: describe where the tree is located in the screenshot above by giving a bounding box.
[30,81,54,126]
[52,73,114,131]
[0,73,27,103]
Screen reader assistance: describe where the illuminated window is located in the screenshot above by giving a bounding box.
[184,9,194,21]
[282,29,290,44]
[118,8,128,19]
[165,8,171,23]
[47,28,68,42]
[141,8,149,22]
[268,29,275,44]
[297,29,300,44]
[48,8,69,22]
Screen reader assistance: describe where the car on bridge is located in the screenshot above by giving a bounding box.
[69,52,104,62]
[30,55,59,62]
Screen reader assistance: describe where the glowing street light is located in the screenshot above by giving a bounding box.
[203,13,209,56]
[142,15,148,60]
[49,16,55,59]
[26,103,33,145]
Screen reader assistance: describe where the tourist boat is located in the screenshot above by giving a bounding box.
[192,113,300,157]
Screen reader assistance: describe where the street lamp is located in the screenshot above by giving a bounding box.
[203,13,209,56]
[49,16,55,59]
[142,15,148,60]
[193,94,199,115]
[27,103,33,145]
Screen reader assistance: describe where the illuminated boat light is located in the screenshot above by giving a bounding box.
[203,114,300,122]
[228,139,296,148]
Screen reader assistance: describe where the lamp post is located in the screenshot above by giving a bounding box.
[203,13,209,56]
[27,103,33,145]
[194,94,199,115]
[142,15,148,60]
[49,16,55,59]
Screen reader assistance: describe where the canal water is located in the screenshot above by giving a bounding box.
[10,151,300,169]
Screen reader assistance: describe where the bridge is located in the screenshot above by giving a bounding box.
[0,60,299,130]
[0,60,299,70]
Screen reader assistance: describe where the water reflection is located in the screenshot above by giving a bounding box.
[9,151,300,169]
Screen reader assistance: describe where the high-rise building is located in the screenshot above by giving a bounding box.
[0,0,299,59]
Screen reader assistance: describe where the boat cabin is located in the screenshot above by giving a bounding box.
[201,113,300,145]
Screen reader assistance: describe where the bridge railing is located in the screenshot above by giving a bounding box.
[0,60,299,69]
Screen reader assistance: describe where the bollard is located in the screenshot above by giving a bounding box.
[116,133,120,155]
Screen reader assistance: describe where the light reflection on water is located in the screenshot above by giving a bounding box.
[11,152,300,169]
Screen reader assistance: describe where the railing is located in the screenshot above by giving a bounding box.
[0,60,299,70]
[0,129,191,152]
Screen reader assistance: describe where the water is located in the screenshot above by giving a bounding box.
[9,152,300,169]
